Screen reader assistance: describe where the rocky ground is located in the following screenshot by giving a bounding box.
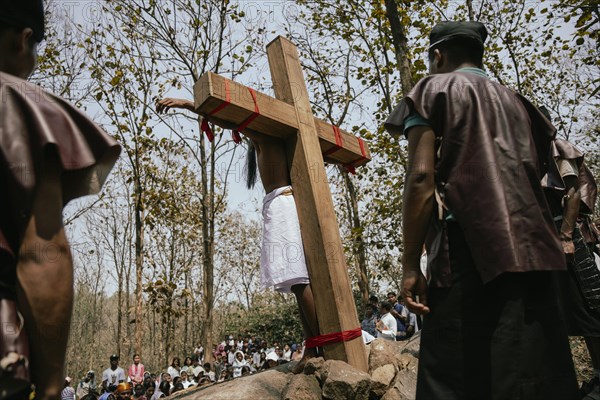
[173,334,594,400]
[173,336,420,400]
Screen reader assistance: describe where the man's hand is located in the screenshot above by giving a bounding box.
[401,269,430,315]
[156,98,196,114]
[376,320,387,332]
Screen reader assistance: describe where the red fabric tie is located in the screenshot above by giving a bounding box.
[304,327,362,349]
[344,137,367,175]
[200,118,215,142]
[200,80,232,142]
[236,87,260,134]
[232,130,242,144]
[323,125,344,157]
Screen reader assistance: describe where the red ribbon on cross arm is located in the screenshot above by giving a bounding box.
[344,137,367,175]
[230,87,260,145]
[231,130,243,144]
[323,125,344,157]
[199,80,232,142]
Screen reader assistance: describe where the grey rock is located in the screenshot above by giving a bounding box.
[283,373,323,400]
[368,339,401,373]
[399,332,421,359]
[393,355,418,400]
[381,387,402,400]
[321,360,372,400]
[173,368,291,399]
[395,353,415,371]
[370,364,398,398]
[304,357,326,380]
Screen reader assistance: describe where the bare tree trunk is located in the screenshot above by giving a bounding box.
[466,0,475,21]
[197,0,230,364]
[167,229,176,364]
[134,180,144,356]
[384,0,415,94]
[125,254,131,356]
[184,268,189,355]
[117,264,123,357]
[339,166,370,307]
[198,134,215,363]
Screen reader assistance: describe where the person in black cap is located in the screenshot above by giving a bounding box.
[0,1,120,399]
[0,0,44,78]
[102,355,126,393]
[385,21,578,399]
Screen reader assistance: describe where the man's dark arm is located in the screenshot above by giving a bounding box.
[156,97,264,142]
[401,126,435,315]
[560,176,580,256]
[16,156,73,400]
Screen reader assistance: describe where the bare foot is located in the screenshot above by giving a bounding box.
[290,349,318,374]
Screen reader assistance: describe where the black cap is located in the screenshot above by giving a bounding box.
[429,21,487,49]
[110,354,119,360]
[0,0,45,42]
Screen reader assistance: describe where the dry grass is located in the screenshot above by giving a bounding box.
[571,336,594,386]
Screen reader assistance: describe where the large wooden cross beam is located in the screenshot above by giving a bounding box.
[193,36,369,371]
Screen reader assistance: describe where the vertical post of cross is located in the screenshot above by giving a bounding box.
[266,36,368,371]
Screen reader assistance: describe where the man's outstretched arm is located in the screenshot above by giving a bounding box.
[157,97,267,144]
[156,98,196,114]
[16,156,73,400]
[401,126,435,315]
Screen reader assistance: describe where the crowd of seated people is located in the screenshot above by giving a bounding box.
[63,336,305,399]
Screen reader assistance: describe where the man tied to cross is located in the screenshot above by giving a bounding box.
[156,97,320,373]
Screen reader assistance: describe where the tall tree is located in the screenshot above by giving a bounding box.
[102,0,260,362]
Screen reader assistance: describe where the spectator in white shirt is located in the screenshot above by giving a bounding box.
[180,357,194,375]
[167,357,180,380]
[376,302,397,341]
[282,344,292,361]
[191,357,205,381]
[193,342,204,363]
[227,347,236,365]
[179,370,193,389]
[203,363,216,382]
[102,354,126,392]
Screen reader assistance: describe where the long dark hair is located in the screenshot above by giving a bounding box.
[245,140,258,189]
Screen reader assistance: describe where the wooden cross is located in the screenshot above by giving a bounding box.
[194,36,369,371]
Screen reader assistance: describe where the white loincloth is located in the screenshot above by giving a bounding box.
[260,186,310,293]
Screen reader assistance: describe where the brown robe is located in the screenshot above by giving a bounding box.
[0,71,120,383]
[542,138,598,245]
[385,71,565,287]
[0,72,120,275]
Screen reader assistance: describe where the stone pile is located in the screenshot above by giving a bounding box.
[173,334,420,400]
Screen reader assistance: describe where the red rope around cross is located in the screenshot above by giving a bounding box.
[323,125,344,157]
[232,87,260,145]
[199,79,232,142]
[304,327,362,349]
[344,137,368,175]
